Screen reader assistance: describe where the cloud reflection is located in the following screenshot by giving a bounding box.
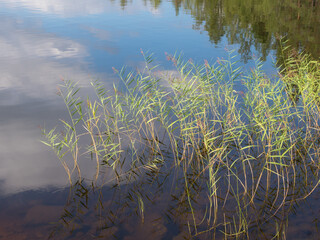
[0,0,115,16]
[0,0,162,17]
[0,16,90,98]
[0,16,112,195]
[0,0,164,195]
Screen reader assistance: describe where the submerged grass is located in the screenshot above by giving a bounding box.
[42,47,320,239]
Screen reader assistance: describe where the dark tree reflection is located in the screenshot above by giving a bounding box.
[141,0,320,62]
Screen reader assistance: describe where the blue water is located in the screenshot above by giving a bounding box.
[0,0,271,196]
[0,0,316,239]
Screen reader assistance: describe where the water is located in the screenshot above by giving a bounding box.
[0,0,319,239]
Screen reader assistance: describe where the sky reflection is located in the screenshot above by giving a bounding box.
[0,2,104,194]
[0,0,160,17]
[0,1,319,239]
[0,0,260,195]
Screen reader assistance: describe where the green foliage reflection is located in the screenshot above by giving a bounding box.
[145,0,320,62]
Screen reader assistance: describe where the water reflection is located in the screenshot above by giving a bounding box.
[0,13,107,194]
[0,0,160,16]
[176,0,320,61]
[1,0,319,62]
[0,173,319,239]
[0,0,219,194]
[0,0,319,239]
[39,50,320,239]
[0,14,88,97]
[181,0,319,61]
[43,160,320,239]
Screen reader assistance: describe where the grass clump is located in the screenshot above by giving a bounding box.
[42,49,320,239]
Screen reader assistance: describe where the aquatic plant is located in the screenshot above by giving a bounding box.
[42,48,320,239]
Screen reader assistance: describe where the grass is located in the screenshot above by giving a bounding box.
[42,46,320,239]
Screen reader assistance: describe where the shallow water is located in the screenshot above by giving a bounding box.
[0,0,319,239]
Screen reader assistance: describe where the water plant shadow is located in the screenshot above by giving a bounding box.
[42,46,320,239]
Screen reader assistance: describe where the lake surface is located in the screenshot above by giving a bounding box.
[0,0,319,239]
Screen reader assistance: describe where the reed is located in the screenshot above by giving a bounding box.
[42,48,320,239]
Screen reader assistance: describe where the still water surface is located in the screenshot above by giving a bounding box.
[0,0,319,239]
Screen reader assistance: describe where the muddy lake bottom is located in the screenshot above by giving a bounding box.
[0,184,318,240]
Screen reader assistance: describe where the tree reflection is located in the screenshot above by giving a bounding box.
[140,0,320,62]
